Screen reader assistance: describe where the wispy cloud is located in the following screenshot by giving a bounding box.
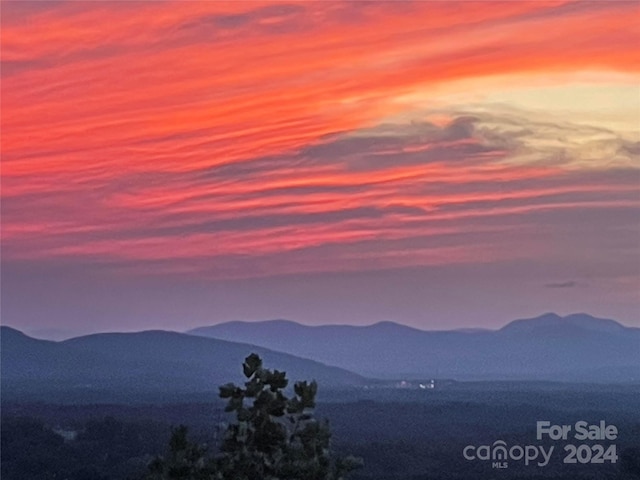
[3,106,637,282]
[545,281,579,289]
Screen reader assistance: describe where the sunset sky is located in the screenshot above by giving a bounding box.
[2,1,639,337]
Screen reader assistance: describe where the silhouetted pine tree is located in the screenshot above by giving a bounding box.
[146,353,362,480]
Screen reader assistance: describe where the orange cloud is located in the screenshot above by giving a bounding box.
[2,1,639,280]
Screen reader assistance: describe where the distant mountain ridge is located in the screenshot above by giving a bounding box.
[188,313,640,382]
[500,312,629,334]
[0,326,366,402]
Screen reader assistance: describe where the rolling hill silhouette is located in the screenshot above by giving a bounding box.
[1,326,366,401]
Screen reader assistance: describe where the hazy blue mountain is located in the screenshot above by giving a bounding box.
[500,312,628,335]
[1,327,366,402]
[188,313,640,382]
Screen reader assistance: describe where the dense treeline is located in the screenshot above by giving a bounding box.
[1,416,167,480]
[3,388,640,480]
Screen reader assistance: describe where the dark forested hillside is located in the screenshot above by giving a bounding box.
[0,326,366,402]
[3,383,639,480]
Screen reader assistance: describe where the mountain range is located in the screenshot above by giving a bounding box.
[188,313,640,382]
[2,313,638,403]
